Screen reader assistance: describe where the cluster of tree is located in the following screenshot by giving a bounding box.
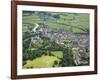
[23,49,47,61]
[55,48,77,66]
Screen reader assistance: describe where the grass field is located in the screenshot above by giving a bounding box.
[23,12,89,33]
[51,51,63,59]
[23,55,60,68]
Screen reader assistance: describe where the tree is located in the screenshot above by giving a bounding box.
[53,60,58,67]
[59,48,75,67]
[53,14,60,23]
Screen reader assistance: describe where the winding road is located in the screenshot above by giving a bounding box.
[32,23,39,32]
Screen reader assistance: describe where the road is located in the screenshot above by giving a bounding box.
[32,23,39,32]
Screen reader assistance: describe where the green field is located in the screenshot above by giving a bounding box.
[23,12,89,33]
[23,55,60,68]
[51,51,63,59]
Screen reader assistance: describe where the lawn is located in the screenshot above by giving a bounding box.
[23,55,60,68]
[51,51,63,58]
[30,48,37,51]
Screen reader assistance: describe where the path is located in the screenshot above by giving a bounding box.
[32,23,39,32]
